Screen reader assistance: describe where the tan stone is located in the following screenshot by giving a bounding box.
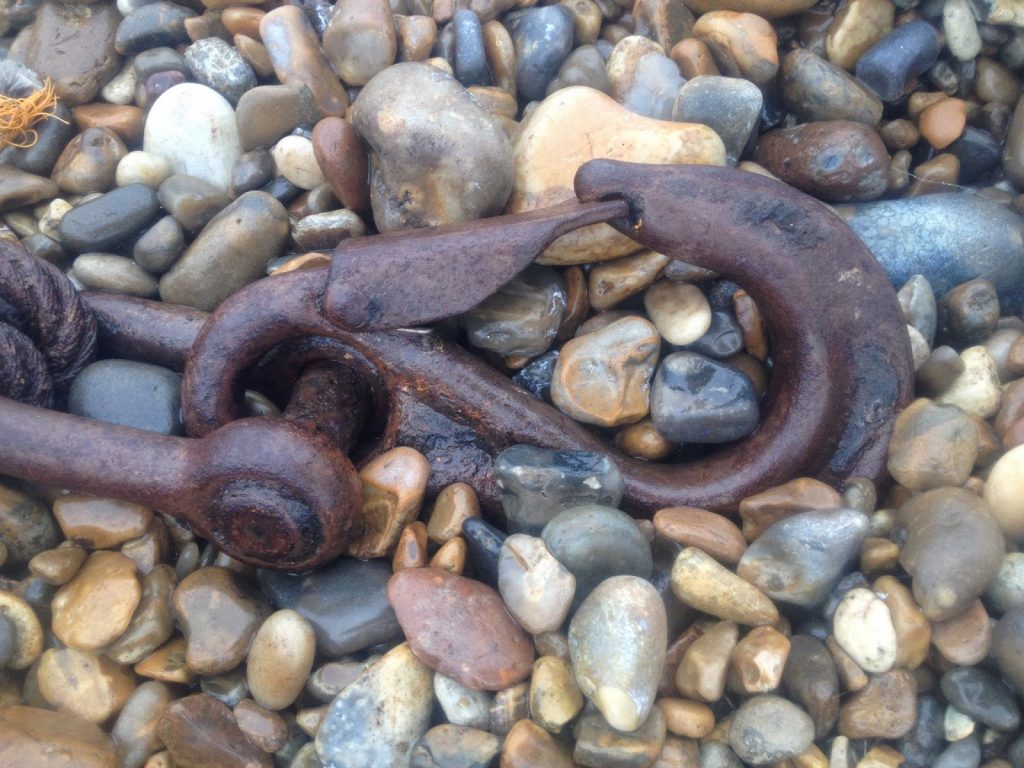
[838,670,917,739]
[984,444,1024,541]
[106,564,176,666]
[52,495,153,551]
[738,477,843,540]
[348,447,431,559]
[733,289,769,361]
[692,11,779,85]
[906,153,960,197]
[501,718,574,767]
[51,551,141,650]
[0,591,43,669]
[120,519,172,576]
[670,37,720,78]
[427,483,481,543]
[551,316,660,427]
[247,609,316,710]
[886,398,979,491]
[653,507,746,565]
[295,706,327,737]
[615,419,674,461]
[529,655,584,733]
[0,707,116,768]
[37,648,134,723]
[429,536,467,574]
[651,736,701,768]
[670,547,778,625]
[393,521,430,571]
[657,698,714,738]
[857,745,906,768]
[509,86,725,265]
[134,638,195,684]
[588,250,670,311]
[110,681,173,768]
[644,281,713,346]
[825,0,894,70]
[675,620,738,702]
[28,544,86,585]
[322,0,396,86]
[919,98,968,150]
[826,636,868,692]
[729,625,790,693]
[234,699,289,753]
[874,575,931,670]
[931,598,992,666]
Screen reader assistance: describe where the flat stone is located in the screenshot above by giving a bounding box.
[292,208,365,250]
[58,183,159,253]
[737,508,869,608]
[0,483,60,568]
[573,709,667,767]
[37,647,135,723]
[498,534,575,635]
[315,643,433,768]
[887,398,978,490]
[258,556,401,656]
[247,609,316,711]
[158,694,271,768]
[352,62,512,232]
[388,568,534,691]
[832,587,898,674]
[51,550,140,650]
[569,575,666,732]
[409,724,501,768]
[134,637,194,685]
[348,447,431,559]
[729,695,814,765]
[653,507,746,565]
[68,360,182,435]
[839,670,917,739]
[898,487,1004,621]
[172,566,270,675]
[782,635,840,738]
[29,545,86,586]
[670,547,778,625]
[159,191,289,311]
[541,504,653,605]
[0,706,116,768]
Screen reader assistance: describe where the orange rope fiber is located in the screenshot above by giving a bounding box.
[0,79,66,149]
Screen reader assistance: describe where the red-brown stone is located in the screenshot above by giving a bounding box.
[156,694,272,768]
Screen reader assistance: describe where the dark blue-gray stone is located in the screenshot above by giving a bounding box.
[461,517,506,588]
[855,20,941,101]
[133,47,188,81]
[737,509,870,609]
[0,102,74,176]
[941,667,1021,732]
[541,504,652,606]
[494,445,624,535]
[673,75,762,164]
[898,695,945,768]
[185,38,257,106]
[933,735,981,768]
[841,193,1024,313]
[114,2,195,55]
[259,175,303,205]
[68,359,183,435]
[650,352,759,444]
[409,724,500,768]
[511,350,558,401]
[58,183,160,253]
[257,558,401,657]
[948,126,1001,183]
[453,10,491,88]
[781,635,839,739]
[684,310,744,359]
[505,6,575,102]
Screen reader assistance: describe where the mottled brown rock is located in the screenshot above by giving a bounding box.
[51,127,127,195]
[37,648,134,723]
[0,706,116,768]
[233,700,289,754]
[675,619,738,702]
[53,495,152,549]
[348,447,431,559]
[171,566,270,676]
[931,598,992,666]
[0,483,61,567]
[427,483,481,544]
[323,0,396,86]
[529,655,583,733]
[753,120,889,202]
[51,551,141,650]
[500,718,574,768]
[692,11,778,84]
[825,0,894,70]
[388,568,534,691]
[247,609,316,711]
[780,48,882,125]
[157,694,272,768]
[670,547,778,625]
[430,537,467,574]
[653,507,746,565]
[886,398,978,491]
[738,477,843,540]
[311,117,370,215]
[729,625,790,693]
[683,0,817,18]
[838,670,917,739]
[905,154,960,197]
[574,709,667,767]
[588,250,670,311]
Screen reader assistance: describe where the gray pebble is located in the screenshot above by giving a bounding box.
[58,183,160,253]
[729,695,815,765]
[184,37,257,106]
[673,75,763,164]
[68,359,183,435]
[506,6,576,102]
[71,253,159,298]
[133,215,185,274]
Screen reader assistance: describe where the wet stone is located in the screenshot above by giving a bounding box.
[644,281,712,346]
[322,0,395,87]
[839,670,918,739]
[754,120,889,203]
[158,694,272,768]
[110,681,172,768]
[68,360,183,436]
[158,175,231,233]
[530,655,584,733]
[671,546,778,625]
[506,6,575,102]
[651,352,759,444]
[453,9,491,87]
[409,724,501,768]
[247,610,315,711]
[116,151,172,189]
[738,508,869,609]
[692,11,779,85]
[501,718,574,768]
[729,695,814,765]
[887,398,978,490]
[939,278,1001,346]
[832,587,898,674]
[782,635,840,739]
[675,619,737,703]
[311,116,369,214]
[72,254,158,298]
[855,20,941,102]
[899,695,945,768]
[463,265,567,359]
[29,545,86,586]
[498,534,575,635]
[780,48,882,125]
[233,700,288,754]
[114,2,194,54]
[941,666,1020,733]
[133,216,185,274]
[172,566,270,676]
[489,682,529,736]
[0,483,60,568]
[184,37,256,106]
[388,568,534,691]
[37,647,135,723]
[258,557,401,656]
[260,6,347,117]
[0,95,74,177]
[292,208,365,250]
[494,445,624,535]
[51,550,141,650]
[462,518,506,588]
[569,575,667,732]
[611,47,686,121]
[654,507,747,565]
[434,673,492,730]
[994,607,1024,696]
[573,708,667,767]
[0,706,116,768]
[230,149,276,198]
[547,44,611,95]
[52,495,151,549]
[133,47,187,81]
[58,183,159,253]
[684,310,745,359]
[106,564,176,665]
[271,135,325,190]
[52,128,126,195]
[235,86,306,153]
[542,504,653,605]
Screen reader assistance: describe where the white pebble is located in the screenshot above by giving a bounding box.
[643,281,712,346]
[116,151,172,189]
[943,0,982,61]
[936,346,1002,418]
[983,444,1024,541]
[246,609,316,710]
[832,587,898,674]
[271,135,327,190]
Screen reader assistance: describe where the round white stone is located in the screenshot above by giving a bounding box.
[832,587,898,674]
[936,346,1002,418]
[271,135,327,190]
[116,151,172,189]
[644,281,713,346]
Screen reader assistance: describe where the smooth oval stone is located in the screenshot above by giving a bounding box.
[116,150,172,189]
[672,75,762,165]
[510,86,725,265]
[322,0,396,86]
[0,706,116,768]
[184,37,256,106]
[159,191,289,311]
[271,135,325,190]
[0,614,15,669]
[670,546,778,625]
[729,695,815,765]
[506,6,575,102]
[833,587,898,674]
[738,508,869,609]
[650,351,759,443]
[782,635,840,738]
[542,504,653,604]
[754,120,889,202]
[0,167,58,214]
[855,20,941,101]
[388,568,534,691]
[58,183,159,253]
[463,265,566,358]
[840,193,1024,313]
[0,483,60,569]
[52,127,127,195]
[234,85,309,153]
[933,736,981,768]
[941,666,1020,732]
[494,445,624,535]
[683,309,744,358]
[68,359,182,435]
[230,149,276,197]
[111,681,173,768]
[260,6,347,117]
[143,83,242,191]
[132,216,184,274]
[409,724,501,768]
[71,254,158,298]
[311,116,370,214]
[172,566,270,676]
[315,643,433,768]
[551,316,661,427]
[887,398,978,491]
[986,445,1024,542]
[52,495,151,551]
[497,534,575,634]
[247,610,315,711]
[133,47,187,81]
[547,44,611,95]
[433,674,492,730]
[898,488,1004,621]
[158,175,231,232]
[352,62,512,232]
[461,518,506,587]
[780,48,882,125]
[988,552,1024,613]
[949,126,1000,184]
[115,2,195,54]
[452,9,491,87]
[51,551,141,651]
[569,575,666,732]
[37,646,134,723]
[158,694,271,768]
[257,557,400,656]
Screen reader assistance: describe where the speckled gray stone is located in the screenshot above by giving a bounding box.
[729,695,814,765]
[184,37,257,106]
[673,76,763,164]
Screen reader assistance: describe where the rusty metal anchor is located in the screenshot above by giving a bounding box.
[0,160,914,570]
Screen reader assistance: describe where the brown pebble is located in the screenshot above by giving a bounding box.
[37,647,135,723]
[221,7,263,37]
[28,544,86,585]
[500,718,574,768]
[0,706,116,768]
[614,419,674,461]
[657,697,714,739]
[396,14,437,62]
[490,682,530,736]
[878,119,920,150]
[120,518,173,576]
[247,609,316,711]
[838,669,917,739]
[393,521,430,571]
[388,567,535,691]
[349,447,431,559]
[693,11,779,84]
[886,397,979,491]
[825,0,894,70]
[234,699,289,753]
[738,477,843,540]
[670,37,720,78]
[908,91,948,118]
[654,507,747,565]
[906,153,960,196]
[826,636,868,692]
[311,117,370,215]
[931,598,992,666]
[919,97,968,150]
[51,550,141,650]
[53,495,152,549]
[732,289,768,361]
[157,694,272,768]
[427,483,480,544]
[430,536,467,574]
[134,637,195,684]
[675,619,738,703]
